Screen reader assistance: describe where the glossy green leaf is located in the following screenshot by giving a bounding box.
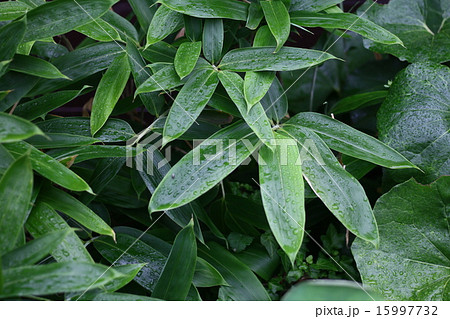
[281,125,379,246]
[135,64,183,95]
[290,0,343,12]
[258,132,304,265]
[48,145,141,164]
[126,39,164,116]
[352,177,450,301]
[184,16,203,42]
[75,18,121,42]
[94,233,167,292]
[141,41,177,63]
[203,19,223,64]
[0,262,124,298]
[0,145,13,176]
[26,133,99,149]
[288,112,415,169]
[39,186,115,238]
[129,0,157,31]
[159,0,249,21]
[146,4,183,46]
[0,72,38,112]
[1,230,70,269]
[26,202,93,263]
[14,86,90,121]
[193,258,228,287]
[0,2,30,21]
[218,71,275,148]
[4,141,92,193]
[235,244,279,281]
[378,62,450,184]
[0,155,33,256]
[102,10,139,43]
[174,41,202,79]
[0,112,43,143]
[260,77,288,123]
[91,53,130,135]
[0,17,26,77]
[330,90,388,114]
[82,292,159,301]
[261,0,291,52]
[244,71,276,110]
[163,68,219,144]
[359,0,450,63]
[282,280,380,301]
[23,0,119,42]
[152,221,197,300]
[219,47,337,71]
[150,121,261,212]
[198,242,271,301]
[103,264,146,292]
[246,1,264,30]
[152,116,220,140]
[8,54,70,79]
[291,12,403,45]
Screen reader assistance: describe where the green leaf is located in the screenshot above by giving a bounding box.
[246,1,264,30]
[75,18,121,42]
[14,86,90,121]
[146,4,183,46]
[0,17,26,77]
[152,221,197,300]
[218,71,275,148]
[129,0,157,31]
[378,62,450,184]
[0,145,14,176]
[81,292,159,301]
[159,0,249,21]
[281,125,379,246]
[126,39,164,116]
[291,12,403,45]
[163,68,219,144]
[352,177,450,301]
[4,141,92,193]
[0,112,43,143]
[258,132,305,265]
[1,230,70,269]
[37,117,135,143]
[23,0,119,42]
[103,264,146,292]
[0,2,30,21]
[8,54,70,79]
[330,90,388,114]
[26,202,93,263]
[282,280,380,301]
[193,258,228,287]
[141,41,177,63]
[184,16,203,42]
[0,262,124,298]
[94,233,167,292]
[174,41,202,79]
[91,54,130,135]
[198,242,271,301]
[219,47,337,71]
[48,145,141,164]
[260,76,288,123]
[288,112,415,169]
[359,0,450,63]
[227,233,253,253]
[235,244,279,280]
[0,155,33,256]
[39,186,115,238]
[202,19,224,64]
[261,0,291,52]
[290,0,343,12]
[150,121,261,212]
[135,64,183,95]
[26,133,99,149]
[102,10,139,43]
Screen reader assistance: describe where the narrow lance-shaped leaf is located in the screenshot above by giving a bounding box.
[8,54,70,79]
[290,0,343,12]
[23,0,119,42]
[0,17,26,77]
[0,2,30,21]
[135,64,184,95]
[0,262,125,299]
[150,121,261,212]
[287,112,416,169]
[158,0,249,21]
[4,141,92,193]
[218,71,275,149]
[91,53,131,135]
[0,155,33,256]
[260,77,288,123]
[26,202,94,263]
[281,125,379,246]
[219,47,337,72]
[75,18,121,42]
[0,112,44,143]
[128,0,157,31]
[146,4,184,46]
[202,19,224,65]
[246,1,264,30]
[330,90,388,114]
[39,186,115,239]
[163,68,219,145]
[244,25,277,110]
[258,132,305,265]
[152,220,197,300]
[1,230,70,269]
[261,0,291,53]
[290,11,403,46]
[174,41,202,79]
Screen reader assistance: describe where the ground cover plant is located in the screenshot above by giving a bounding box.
[0,0,448,301]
